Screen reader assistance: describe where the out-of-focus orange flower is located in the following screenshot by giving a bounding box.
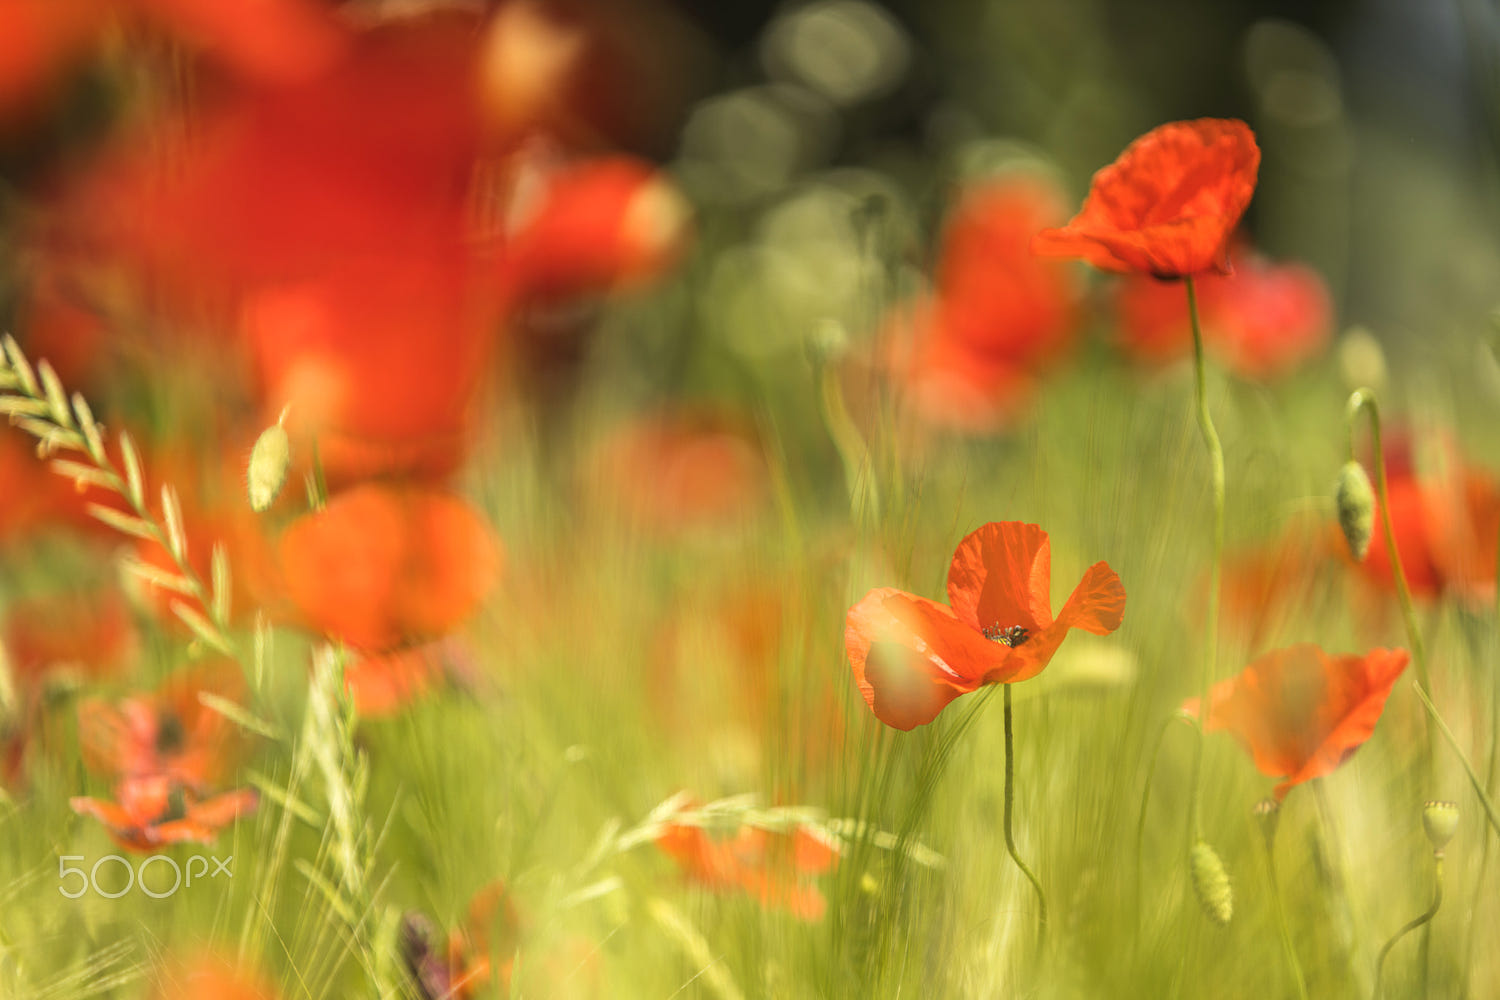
[590,411,767,533]
[1033,119,1260,279]
[278,484,501,653]
[72,662,257,850]
[150,952,282,1000]
[343,638,479,717]
[5,587,136,692]
[1115,249,1332,378]
[845,521,1125,730]
[1185,644,1410,800]
[78,661,244,790]
[1348,432,1500,607]
[403,881,522,1000]
[0,0,344,119]
[885,174,1078,434]
[70,776,258,851]
[502,156,692,304]
[657,816,839,920]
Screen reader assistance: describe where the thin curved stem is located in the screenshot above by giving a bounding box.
[1372,856,1445,1000]
[1003,684,1048,947]
[1135,712,1194,948]
[1262,827,1311,1000]
[1344,390,1430,696]
[1185,276,1226,849]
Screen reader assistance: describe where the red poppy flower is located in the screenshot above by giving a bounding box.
[4,587,136,692]
[78,662,246,790]
[886,305,1037,434]
[278,485,502,652]
[1185,644,1410,799]
[1348,431,1500,606]
[501,156,693,304]
[1115,248,1331,378]
[933,174,1080,369]
[1033,119,1260,279]
[657,816,838,920]
[70,776,258,851]
[845,521,1126,730]
[589,410,767,533]
[150,953,283,1000]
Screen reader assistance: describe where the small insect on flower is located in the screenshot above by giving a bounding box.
[846,521,1126,730]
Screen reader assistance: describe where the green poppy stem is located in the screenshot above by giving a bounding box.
[1372,855,1444,1000]
[1184,275,1225,850]
[1002,683,1048,948]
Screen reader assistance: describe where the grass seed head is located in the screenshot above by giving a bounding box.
[1335,459,1375,562]
[1189,840,1233,925]
[248,422,292,513]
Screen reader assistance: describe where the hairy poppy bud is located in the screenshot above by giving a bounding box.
[247,419,292,513]
[1335,460,1375,562]
[1253,798,1280,846]
[1422,800,1459,854]
[1189,841,1233,925]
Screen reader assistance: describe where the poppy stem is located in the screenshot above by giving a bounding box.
[1412,682,1500,838]
[1259,811,1310,1000]
[1371,855,1444,1000]
[1184,275,1225,848]
[1343,390,1432,698]
[1002,683,1048,947]
[1134,711,1194,951]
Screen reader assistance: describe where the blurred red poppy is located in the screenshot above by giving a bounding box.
[278,485,501,652]
[845,522,1125,730]
[1033,119,1260,279]
[589,411,767,533]
[0,0,344,119]
[1185,644,1410,800]
[887,305,1036,435]
[70,776,258,851]
[78,661,245,790]
[1349,432,1500,607]
[657,816,838,920]
[4,587,136,692]
[150,953,283,1000]
[501,156,692,304]
[1115,249,1331,378]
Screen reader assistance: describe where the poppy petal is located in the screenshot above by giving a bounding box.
[845,588,1000,730]
[1276,648,1410,798]
[945,521,1053,634]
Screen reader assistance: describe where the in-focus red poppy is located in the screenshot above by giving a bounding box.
[845,521,1126,730]
[1115,248,1331,378]
[1033,119,1260,279]
[278,484,502,652]
[657,815,839,920]
[1184,644,1409,800]
[70,775,258,851]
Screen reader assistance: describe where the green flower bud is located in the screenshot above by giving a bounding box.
[1335,460,1375,562]
[1422,800,1459,854]
[247,420,292,513]
[1189,840,1233,925]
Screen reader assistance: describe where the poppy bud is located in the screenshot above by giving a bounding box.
[1335,460,1375,562]
[247,418,292,513]
[1253,798,1280,846]
[1422,800,1459,854]
[1189,840,1233,925]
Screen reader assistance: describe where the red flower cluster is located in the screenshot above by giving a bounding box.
[70,664,257,849]
[845,522,1125,729]
[1186,644,1410,799]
